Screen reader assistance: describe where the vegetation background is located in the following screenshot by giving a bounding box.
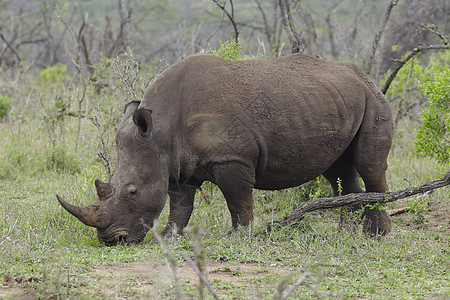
[0,0,448,298]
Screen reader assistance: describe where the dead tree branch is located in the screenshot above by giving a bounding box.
[420,23,449,47]
[365,0,399,75]
[212,0,239,43]
[279,0,305,53]
[0,31,22,64]
[381,44,449,95]
[269,170,450,230]
[325,0,344,59]
[381,23,449,95]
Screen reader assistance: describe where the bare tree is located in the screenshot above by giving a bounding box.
[366,0,399,75]
[279,0,305,53]
[212,0,239,43]
[325,0,344,59]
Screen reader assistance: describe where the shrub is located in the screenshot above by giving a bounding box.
[205,40,250,60]
[0,94,12,120]
[415,65,450,165]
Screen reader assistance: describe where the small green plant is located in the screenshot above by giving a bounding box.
[0,94,12,120]
[406,197,429,225]
[39,64,69,85]
[415,65,450,165]
[205,40,250,60]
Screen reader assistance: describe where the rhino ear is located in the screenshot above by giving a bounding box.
[133,108,153,137]
[124,101,141,116]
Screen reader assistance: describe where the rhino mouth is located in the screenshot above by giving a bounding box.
[97,229,146,246]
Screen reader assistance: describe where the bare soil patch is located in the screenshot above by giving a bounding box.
[84,260,296,297]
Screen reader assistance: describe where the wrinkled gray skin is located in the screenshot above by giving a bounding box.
[57,53,393,245]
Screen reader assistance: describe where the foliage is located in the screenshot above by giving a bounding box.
[380,53,449,101]
[415,65,450,165]
[406,196,429,225]
[0,94,12,120]
[205,40,251,60]
[39,64,69,85]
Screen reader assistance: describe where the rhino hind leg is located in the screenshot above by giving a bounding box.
[352,100,393,237]
[211,162,256,229]
[323,154,364,232]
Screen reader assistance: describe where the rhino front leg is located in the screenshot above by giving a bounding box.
[162,181,200,236]
[212,163,255,229]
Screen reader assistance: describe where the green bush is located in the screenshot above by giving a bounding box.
[415,65,450,165]
[205,40,250,60]
[0,94,12,120]
[39,64,69,85]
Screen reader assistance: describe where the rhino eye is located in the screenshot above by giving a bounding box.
[126,185,138,197]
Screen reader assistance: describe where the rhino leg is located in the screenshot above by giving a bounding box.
[212,163,255,229]
[162,180,200,236]
[352,98,393,237]
[323,154,364,232]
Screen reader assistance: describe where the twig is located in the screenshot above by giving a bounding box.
[152,222,183,300]
[420,23,449,47]
[184,257,220,300]
[212,0,239,43]
[365,0,398,75]
[269,170,450,230]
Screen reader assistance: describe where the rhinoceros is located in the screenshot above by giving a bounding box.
[57,53,393,245]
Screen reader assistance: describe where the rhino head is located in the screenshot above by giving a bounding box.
[57,101,169,246]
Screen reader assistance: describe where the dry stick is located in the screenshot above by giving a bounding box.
[212,0,239,43]
[270,170,450,229]
[152,225,183,300]
[280,272,340,299]
[183,257,220,300]
[365,0,398,75]
[420,23,449,47]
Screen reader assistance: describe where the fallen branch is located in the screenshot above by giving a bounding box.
[269,170,450,230]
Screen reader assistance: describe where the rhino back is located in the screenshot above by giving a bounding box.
[143,54,385,189]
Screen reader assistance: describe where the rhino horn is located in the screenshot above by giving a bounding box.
[56,194,108,229]
[94,179,112,201]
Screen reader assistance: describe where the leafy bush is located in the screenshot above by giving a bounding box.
[0,94,12,120]
[39,64,69,85]
[415,65,450,165]
[205,40,250,60]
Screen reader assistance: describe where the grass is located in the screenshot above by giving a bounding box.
[0,123,448,298]
[0,59,448,298]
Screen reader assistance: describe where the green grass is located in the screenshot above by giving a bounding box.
[1,124,448,298]
[0,57,448,299]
